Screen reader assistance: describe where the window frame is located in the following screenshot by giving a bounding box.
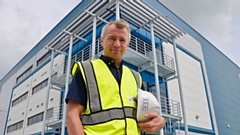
[7,120,24,133]
[32,79,48,95]
[16,66,33,83]
[36,51,51,67]
[12,92,28,107]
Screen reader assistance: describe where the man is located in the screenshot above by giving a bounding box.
[66,20,165,135]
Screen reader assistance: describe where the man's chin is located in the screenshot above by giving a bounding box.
[112,56,123,61]
[111,54,122,58]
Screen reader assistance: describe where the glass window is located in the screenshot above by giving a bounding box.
[28,117,32,126]
[16,66,33,83]
[32,115,37,124]
[43,80,48,87]
[32,79,48,95]
[7,126,10,133]
[7,120,23,133]
[27,112,44,126]
[12,92,28,107]
[37,51,51,67]
[37,113,43,122]
[18,122,23,129]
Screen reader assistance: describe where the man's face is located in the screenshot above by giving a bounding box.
[100,24,129,61]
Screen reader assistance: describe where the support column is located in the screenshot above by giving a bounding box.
[42,49,55,135]
[116,0,120,20]
[91,16,96,60]
[172,37,188,135]
[61,34,73,135]
[150,21,164,135]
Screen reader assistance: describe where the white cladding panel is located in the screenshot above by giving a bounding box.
[23,122,42,135]
[12,77,32,101]
[5,129,23,135]
[0,75,16,135]
[6,54,64,134]
[163,34,212,130]
[7,77,31,126]
[175,34,204,60]
[0,48,52,135]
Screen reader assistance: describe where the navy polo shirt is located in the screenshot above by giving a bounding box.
[65,55,123,109]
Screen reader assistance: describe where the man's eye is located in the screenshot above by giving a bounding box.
[120,40,126,43]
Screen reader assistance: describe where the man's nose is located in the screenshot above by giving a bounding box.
[113,39,120,47]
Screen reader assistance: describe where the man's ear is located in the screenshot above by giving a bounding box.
[100,38,103,46]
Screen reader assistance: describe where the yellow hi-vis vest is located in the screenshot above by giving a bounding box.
[71,59,142,135]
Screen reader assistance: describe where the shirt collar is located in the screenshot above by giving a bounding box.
[99,55,123,68]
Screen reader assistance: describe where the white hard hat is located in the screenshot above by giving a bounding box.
[137,89,160,122]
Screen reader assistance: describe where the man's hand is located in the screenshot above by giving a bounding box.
[138,112,165,133]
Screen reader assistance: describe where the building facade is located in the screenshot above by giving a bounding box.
[0,1,239,135]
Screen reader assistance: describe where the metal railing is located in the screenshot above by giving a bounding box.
[161,96,181,118]
[51,62,67,81]
[51,40,102,82]
[46,104,63,124]
[130,35,175,71]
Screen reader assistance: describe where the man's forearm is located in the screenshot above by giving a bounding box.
[66,116,85,135]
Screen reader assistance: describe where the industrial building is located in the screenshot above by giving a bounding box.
[0,1,239,135]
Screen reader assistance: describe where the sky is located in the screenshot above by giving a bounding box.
[160,0,240,66]
[0,0,239,79]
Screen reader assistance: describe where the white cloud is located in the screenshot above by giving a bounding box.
[160,0,240,67]
[0,0,80,79]
[229,0,240,16]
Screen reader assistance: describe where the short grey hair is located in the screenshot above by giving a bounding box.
[101,20,131,41]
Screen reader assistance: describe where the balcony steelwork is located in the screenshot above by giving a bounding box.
[126,35,175,78]
[161,96,181,120]
[45,104,63,134]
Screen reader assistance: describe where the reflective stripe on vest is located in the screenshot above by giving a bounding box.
[81,107,136,125]
[81,61,101,112]
[130,69,140,89]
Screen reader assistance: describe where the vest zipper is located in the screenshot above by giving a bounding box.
[117,69,127,135]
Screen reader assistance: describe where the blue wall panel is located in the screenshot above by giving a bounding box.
[216,118,238,134]
[209,84,230,99]
[214,108,236,123]
[211,93,232,110]
[213,100,235,115]
[201,44,240,135]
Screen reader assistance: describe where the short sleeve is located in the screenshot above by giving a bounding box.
[65,70,87,109]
